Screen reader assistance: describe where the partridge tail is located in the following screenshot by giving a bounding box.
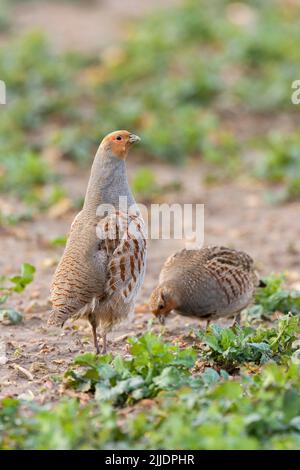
[47,309,68,327]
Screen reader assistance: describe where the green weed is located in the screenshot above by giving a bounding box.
[198,315,300,368]
[65,332,197,405]
[2,361,300,449]
[0,263,35,323]
[248,273,300,318]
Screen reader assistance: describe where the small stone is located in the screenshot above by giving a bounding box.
[13,364,34,381]
[18,390,35,401]
[43,257,59,268]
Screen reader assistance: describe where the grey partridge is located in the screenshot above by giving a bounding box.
[149,246,259,327]
[48,130,147,353]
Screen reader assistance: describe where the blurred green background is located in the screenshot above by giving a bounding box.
[1,0,300,211]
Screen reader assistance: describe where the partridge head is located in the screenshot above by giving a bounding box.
[100,130,141,159]
[149,285,180,324]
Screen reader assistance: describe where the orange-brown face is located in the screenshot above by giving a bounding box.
[100,130,140,159]
[149,286,177,325]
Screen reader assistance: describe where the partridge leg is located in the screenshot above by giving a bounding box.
[101,333,107,354]
[205,319,211,331]
[90,320,100,355]
[232,312,241,327]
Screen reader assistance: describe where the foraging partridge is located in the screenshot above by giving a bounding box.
[149,246,259,327]
[48,130,147,353]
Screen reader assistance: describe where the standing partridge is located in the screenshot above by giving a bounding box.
[48,130,147,353]
[149,246,259,327]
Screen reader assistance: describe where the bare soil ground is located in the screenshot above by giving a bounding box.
[1,0,300,402]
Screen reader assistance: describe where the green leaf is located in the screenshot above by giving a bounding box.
[0,308,23,324]
[249,342,270,352]
[20,263,36,283]
[0,295,8,305]
[202,368,221,386]
[8,263,36,294]
[153,366,186,390]
[283,389,300,421]
[50,236,67,247]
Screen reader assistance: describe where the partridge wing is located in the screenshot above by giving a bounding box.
[204,249,254,305]
[97,211,147,304]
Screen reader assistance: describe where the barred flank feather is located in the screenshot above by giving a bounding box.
[47,309,68,327]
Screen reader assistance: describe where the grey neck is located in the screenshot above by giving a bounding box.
[83,147,135,213]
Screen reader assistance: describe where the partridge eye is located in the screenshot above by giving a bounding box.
[158,304,164,310]
[116,136,122,141]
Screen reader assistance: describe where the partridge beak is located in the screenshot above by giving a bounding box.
[129,133,141,144]
[157,314,165,325]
